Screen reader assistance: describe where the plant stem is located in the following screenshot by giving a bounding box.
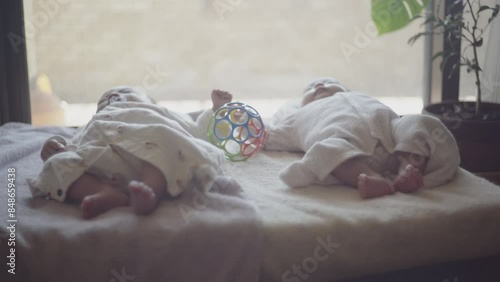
[472,44,482,114]
[465,0,482,114]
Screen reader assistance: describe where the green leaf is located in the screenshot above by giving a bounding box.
[372,0,431,35]
[408,31,432,45]
[431,51,444,61]
[478,5,491,13]
[488,4,499,23]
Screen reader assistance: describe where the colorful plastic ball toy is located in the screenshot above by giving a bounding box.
[208,102,266,161]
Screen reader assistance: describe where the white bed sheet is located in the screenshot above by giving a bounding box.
[227,150,500,282]
[2,122,500,282]
[0,123,263,282]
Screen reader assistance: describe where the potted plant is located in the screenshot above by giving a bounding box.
[372,0,500,174]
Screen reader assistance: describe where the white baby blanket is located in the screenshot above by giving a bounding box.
[227,150,500,282]
[0,122,262,282]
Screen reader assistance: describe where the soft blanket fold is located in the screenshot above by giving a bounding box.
[0,122,262,282]
[227,150,500,282]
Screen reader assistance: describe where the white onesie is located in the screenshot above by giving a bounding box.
[28,102,223,202]
[264,92,460,188]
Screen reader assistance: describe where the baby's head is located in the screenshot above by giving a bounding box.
[97,86,155,113]
[301,77,348,107]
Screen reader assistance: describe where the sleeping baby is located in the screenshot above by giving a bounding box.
[29,86,233,218]
[264,77,460,198]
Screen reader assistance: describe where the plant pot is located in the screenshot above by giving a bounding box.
[423,101,500,173]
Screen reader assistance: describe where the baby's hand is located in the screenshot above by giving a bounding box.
[41,139,67,161]
[211,90,233,112]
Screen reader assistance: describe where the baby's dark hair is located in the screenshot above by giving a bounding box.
[110,86,156,104]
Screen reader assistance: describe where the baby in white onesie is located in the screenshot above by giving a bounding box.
[36,86,232,219]
[265,77,460,199]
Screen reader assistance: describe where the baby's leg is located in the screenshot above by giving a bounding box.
[128,161,167,215]
[211,89,233,111]
[67,173,129,219]
[333,157,395,199]
[393,152,427,193]
[397,151,428,172]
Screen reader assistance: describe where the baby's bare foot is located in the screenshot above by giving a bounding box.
[394,164,423,193]
[358,174,395,199]
[80,188,129,219]
[211,89,233,111]
[128,181,158,215]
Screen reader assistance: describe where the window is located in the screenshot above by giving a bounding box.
[458,0,498,102]
[25,0,425,126]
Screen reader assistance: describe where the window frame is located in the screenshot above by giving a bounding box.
[2,1,466,125]
[0,0,31,125]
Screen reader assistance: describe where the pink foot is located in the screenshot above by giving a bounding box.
[80,189,129,219]
[358,174,395,199]
[394,164,423,193]
[211,89,233,111]
[128,181,158,215]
